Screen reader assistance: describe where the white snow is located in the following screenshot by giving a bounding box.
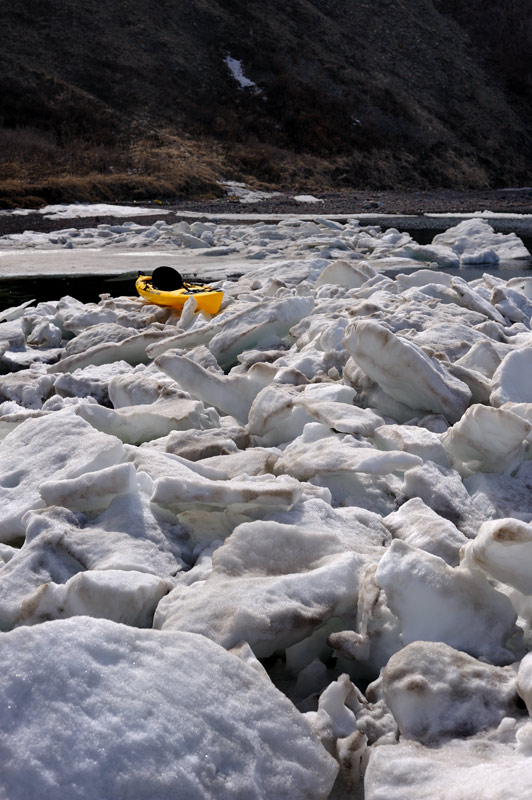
[221,181,282,203]
[1,210,532,797]
[0,202,160,219]
[294,195,324,203]
[224,55,262,92]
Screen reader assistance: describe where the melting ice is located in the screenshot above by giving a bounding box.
[0,214,532,798]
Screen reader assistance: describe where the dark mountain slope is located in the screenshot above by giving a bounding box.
[1,0,531,203]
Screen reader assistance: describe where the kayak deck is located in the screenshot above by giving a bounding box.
[135,275,223,314]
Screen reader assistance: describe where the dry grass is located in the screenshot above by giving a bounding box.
[0,123,352,208]
[0,129,229,207]
[0,113,524,210]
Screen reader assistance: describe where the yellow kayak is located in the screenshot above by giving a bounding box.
[135,267,223,314]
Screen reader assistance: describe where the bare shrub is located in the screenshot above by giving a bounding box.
[65,143,133,175]
[0,125,59,160]
[230,143,282,184]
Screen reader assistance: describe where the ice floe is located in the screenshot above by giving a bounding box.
[1,217,529,279]
[1,212,532,797]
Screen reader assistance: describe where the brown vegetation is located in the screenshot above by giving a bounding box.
[0,129,227,207]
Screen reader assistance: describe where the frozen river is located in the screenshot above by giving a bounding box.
[1,212,532,272]
[0,209,531,310]
[3,202,532,799]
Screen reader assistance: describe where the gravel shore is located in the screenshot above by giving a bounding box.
[171,188,532,217]
[0,188,531,237]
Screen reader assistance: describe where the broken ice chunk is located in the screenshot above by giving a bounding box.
[48,329,171,373]
[0,368,55,409]
[491,348,532,406]
[107,367,188,407]
[315,258,376,289]
[274,426,422,481]
[0,410,125,542]
[39,462,137,513]
[400,460,485,538]
[294,395,385,436]
[382,640,519,743]
[151,471,304,512]
[0,617,338,800]
[374,423,451,468]
[365,737,532,800]
[158,426,249,460]
[155,352,264,423]
[54,361,133,404]
[343,319,471,422]
[76,397,219,445]
[307,673,368,789]
[462,518,532,596]
[384,497,468,566]
[441,403,530,475]
[209,295,314,369]
[0,496,186,630]
[247,384,315,446]
[375,539,517,664]
[18,569,172,627]
[154,517,382,657]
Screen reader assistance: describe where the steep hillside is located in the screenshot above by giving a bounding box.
[1,0,531,205]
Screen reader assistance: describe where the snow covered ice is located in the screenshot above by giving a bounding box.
[0,617,337,800]
[1,213,532,798]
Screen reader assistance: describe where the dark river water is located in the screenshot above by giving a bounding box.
[0,228,531,313]
[0,272,139,312]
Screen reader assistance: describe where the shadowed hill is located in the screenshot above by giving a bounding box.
[1,0,531,205]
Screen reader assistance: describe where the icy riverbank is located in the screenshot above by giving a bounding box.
[1,214,532,798]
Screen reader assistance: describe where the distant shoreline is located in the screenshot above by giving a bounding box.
[1,188,532,238]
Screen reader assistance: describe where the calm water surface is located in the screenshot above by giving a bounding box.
[0,272,139,312]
